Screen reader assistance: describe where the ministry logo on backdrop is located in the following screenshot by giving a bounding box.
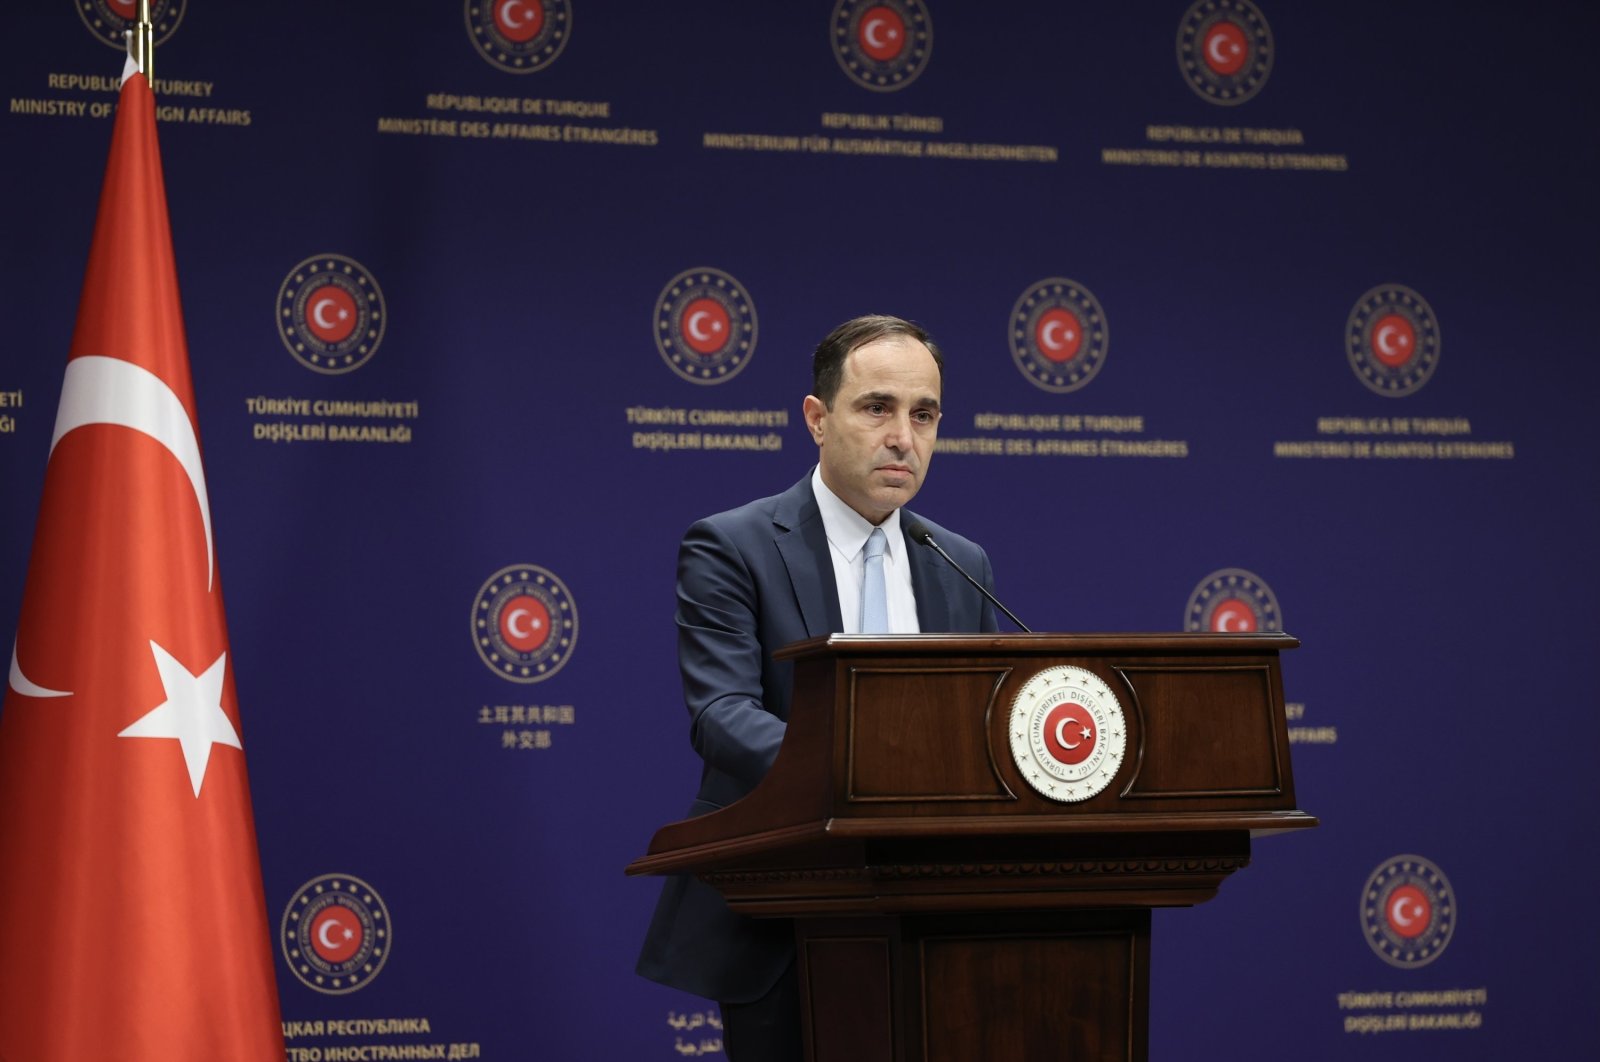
[1360,855,1457,968]
[76,0,186,48]
[465,0,572,73]
[276,254,387,375]
[1177,0,1273,105]
[1009,278,1109,393]
[281,874,393,995]
[831,0,933,91]
[1183,568,1283,632]
[472,564,579,683]
[654,268,759,385]
[1346,284,1441,397]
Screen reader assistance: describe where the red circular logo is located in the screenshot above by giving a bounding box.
[1360,855,1455,968]
[1346,284,1440,396]
[277,254,387,375]
[1177,0,1273,106]
[302,285,358,344]
[1203,21,1249,75]
[1042,702,1097,766]
[1009,278,1110,392]
[857,6,906,61]
[281,873,393,994]
[1369,313,1417,368]
[473,564,579,683]
[680,297,732,356]
[498,594,551,653]
[1034,308,1083,363]
[494,0,545,42]
[310,906,363,963]
[654,267,759,384]
[1209,596,1258,632]
[1385,884,1432,939]
[1184,569,1283,633]
[832,0,933,92]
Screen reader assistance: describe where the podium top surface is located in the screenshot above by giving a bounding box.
[773,632,1299,660]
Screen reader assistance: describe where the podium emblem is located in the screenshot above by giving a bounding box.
[1008,666,1126,803]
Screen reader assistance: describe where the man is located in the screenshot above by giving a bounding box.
[637,315,1000,1060]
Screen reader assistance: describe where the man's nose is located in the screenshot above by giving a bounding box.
[882,410,913,450]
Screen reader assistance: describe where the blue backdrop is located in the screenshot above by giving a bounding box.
[2,2,1596,1058]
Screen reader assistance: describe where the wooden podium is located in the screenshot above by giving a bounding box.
[628,634,1316,1062]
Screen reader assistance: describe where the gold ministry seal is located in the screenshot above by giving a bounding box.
[472,564,578,683]
[280,873,392,995]
[1008,666,1127,803]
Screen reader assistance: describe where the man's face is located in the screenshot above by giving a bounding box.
[803,334,942,524]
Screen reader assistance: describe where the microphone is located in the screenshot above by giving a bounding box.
[904,520,1033,633]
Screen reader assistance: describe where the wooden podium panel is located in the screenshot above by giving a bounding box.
[801,910,1148,1062]
[629,634,1315,1061]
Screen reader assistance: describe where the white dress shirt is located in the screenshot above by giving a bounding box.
[811,466,920,634]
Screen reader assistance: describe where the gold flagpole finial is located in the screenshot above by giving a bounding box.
[125,0,155,84]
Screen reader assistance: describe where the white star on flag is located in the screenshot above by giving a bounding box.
[118,641,242,797]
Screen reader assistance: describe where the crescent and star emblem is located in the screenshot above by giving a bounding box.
[686,310,720,342]
[1207,32,1237,65]
[311,297,347,330]
[1054,716,1091,750]
[863,17,895,50]
[1214,604,1249,631]
[1040,319,1075,351]
[505,608,543,639]
[318,918,355,950]
[500,0,533,30]
[1009,666,1126,803]
[1375,323,1408,357]
[1390,896,1422,928]
[9,355,216,702]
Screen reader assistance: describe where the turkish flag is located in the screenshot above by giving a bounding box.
[0,72,285,1060]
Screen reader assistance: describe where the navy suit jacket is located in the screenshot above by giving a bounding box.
[637,473,999,1002]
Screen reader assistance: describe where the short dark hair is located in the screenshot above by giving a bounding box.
[811,314,943,408]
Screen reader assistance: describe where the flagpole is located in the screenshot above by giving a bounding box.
[127,0,154,83]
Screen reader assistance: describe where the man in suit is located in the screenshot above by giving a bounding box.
[637,314,1000,1060]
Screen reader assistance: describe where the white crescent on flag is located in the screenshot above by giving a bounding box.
[8,641,69,699]
[9,355,215,701]
[50,354,214,589]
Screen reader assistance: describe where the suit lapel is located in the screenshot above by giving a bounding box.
[904,509,954,632]
[774,474,843,636]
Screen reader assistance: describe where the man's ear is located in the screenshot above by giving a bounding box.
[802,394,827,444]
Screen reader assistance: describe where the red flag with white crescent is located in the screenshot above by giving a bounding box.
[0,71,285,1061]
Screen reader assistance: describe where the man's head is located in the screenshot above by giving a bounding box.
[803,315,944,525]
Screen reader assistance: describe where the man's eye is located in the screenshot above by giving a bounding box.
[865,404,886,415]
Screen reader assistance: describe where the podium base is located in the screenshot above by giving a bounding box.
[800,909,1150,1062]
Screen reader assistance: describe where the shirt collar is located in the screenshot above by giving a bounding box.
[812,465,904,563]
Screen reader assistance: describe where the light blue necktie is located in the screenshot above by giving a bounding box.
[860,527,889,633]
